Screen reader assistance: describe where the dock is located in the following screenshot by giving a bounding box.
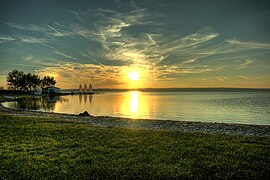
[54,92,95,96]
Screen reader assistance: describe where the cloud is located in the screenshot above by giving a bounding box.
[87,6,227,74]
[3,5,270,88]
[216,76,231,81]
[36,62,125,88]
[155,65,222,79]
[16,35,78,62]
[95,8,117,14]
[54,51,77,60]
[6,22,49,32]
[7,22,78,39]
[0,62,41,68]
[69,10,84,22]
[82,53,105,66]
[22,55,34,61]
[69,24,95,40]
[87,8,157,65]
[81,7,228,82]
[238,75,251,80]
[20,54,77,68]
[239,59,253,69]
[46,24,75,37]
[0,35,16,43]
[159,31,220,54]
[16,35,50,44]
[227,39,270,49]
[4,8,223,75]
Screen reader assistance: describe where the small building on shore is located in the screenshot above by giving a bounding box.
[42,87,61,94]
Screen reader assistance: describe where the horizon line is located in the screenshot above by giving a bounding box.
[62,87,270,91]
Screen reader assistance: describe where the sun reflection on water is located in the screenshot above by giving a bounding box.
[130,91,138,113]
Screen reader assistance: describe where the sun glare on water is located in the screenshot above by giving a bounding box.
[128,71,140,81]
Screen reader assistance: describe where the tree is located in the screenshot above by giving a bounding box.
[6,70,56,92]
[6,70,24,90]
[41,76,56,89]
[20,73,41,92]
[30,74,41,91]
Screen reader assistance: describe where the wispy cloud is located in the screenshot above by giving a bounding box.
[46,24,74,37]
[76,8,230,81]
[54,51,77,60]
[239,59,253,69]
[0,62,41,68]
[239,75,251,80]
[159,31,220,54]
[156,65,223,79]
[216,76,231,81]
[0,35,16,43]
[69,24,95,40]
[20,55,75,68]
[36,62,125,88]
[7,22,77,39]
[82,53,105,66]
[22,37,48,44]
[227,39,270,49]
[70,10,84,22]
[6,22,49,32]
[2,8,224,78]
[2,4,270,88]
[22,55,34,61]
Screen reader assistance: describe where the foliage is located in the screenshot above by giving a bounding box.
[6,70,24,91]
[0,113,269,179]
[6,70,56,92]
[41,76,56,89]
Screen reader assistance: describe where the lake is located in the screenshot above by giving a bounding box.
[2,91,270,125]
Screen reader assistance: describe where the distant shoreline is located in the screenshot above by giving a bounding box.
[1,88,270,94]
[65,87,270,92]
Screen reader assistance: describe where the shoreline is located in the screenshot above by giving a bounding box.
[1,101,269,137]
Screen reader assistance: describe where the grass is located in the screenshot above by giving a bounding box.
[0,113,269,179]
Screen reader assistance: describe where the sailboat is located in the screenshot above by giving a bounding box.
[79,84,83,92]
[84,84,87,92]
[89,83,93,92]
[78,83,95,94]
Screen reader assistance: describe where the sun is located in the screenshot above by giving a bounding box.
[128,71,140,81]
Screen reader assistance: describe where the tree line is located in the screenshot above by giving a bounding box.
[6,70,56,92]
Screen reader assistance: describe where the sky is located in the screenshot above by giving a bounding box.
[0,0,270,89]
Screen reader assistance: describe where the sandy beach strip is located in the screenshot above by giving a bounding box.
[1,102,269,137]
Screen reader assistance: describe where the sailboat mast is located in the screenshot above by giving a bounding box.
[84,84,87,92]
[89,83,93,92]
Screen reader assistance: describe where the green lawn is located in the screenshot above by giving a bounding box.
[0,113,269,179]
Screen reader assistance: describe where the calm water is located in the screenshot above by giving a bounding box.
[2,91,270,125]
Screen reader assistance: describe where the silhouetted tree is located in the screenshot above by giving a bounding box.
[19,73,41,92]
[6,70,55,92]
[41,76,56,88]
[30,74,41,91]
[6,70,24,90]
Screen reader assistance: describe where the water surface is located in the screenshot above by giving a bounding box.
[2,91,270,125]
